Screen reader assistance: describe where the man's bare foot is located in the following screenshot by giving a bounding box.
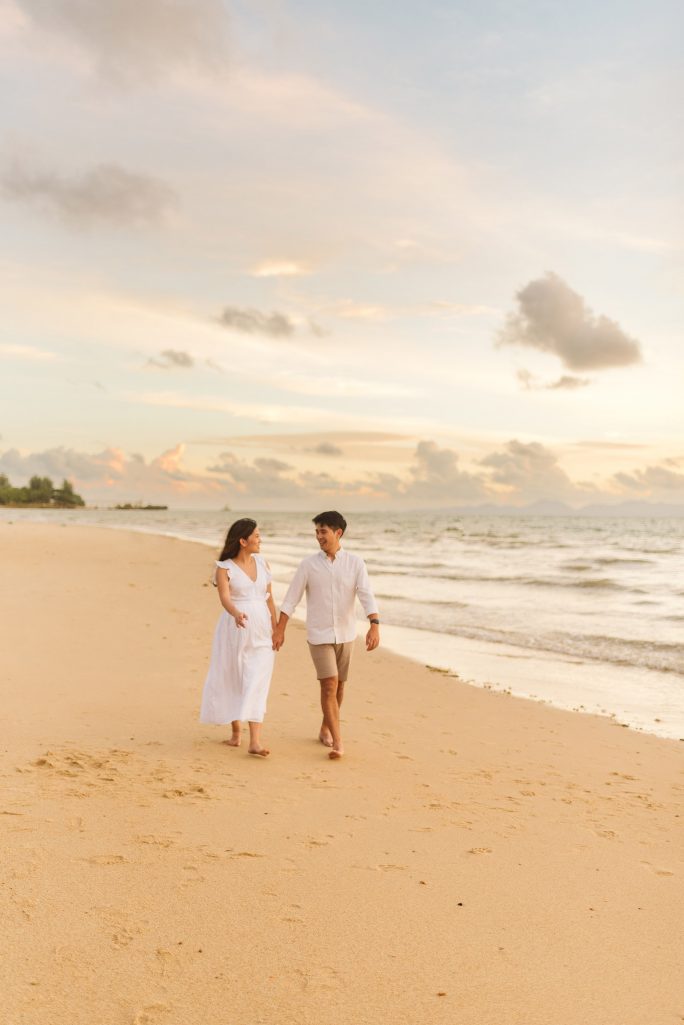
[222,735,241,747]
[328,747,344,760]
[248,746,270,757]
[318,730,333,747]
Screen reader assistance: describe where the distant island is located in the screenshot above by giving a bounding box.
[0,474,85,508]
[114,502,169,511]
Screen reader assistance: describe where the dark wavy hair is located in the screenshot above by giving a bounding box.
[217,518,258,562]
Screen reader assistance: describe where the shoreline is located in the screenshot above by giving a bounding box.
[3,511,680,741]
[3,522,683,1024]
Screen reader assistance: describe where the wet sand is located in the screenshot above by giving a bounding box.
[2,522,682,1025]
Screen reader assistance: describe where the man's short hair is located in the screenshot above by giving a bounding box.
[313,510,347,534]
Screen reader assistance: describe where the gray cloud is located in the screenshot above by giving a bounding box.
[406,440,489,501]
[499,272,642,371]
[516,368,536,390]
[548,375,590,390]
[0,445,116,482]
[148,349,194,369]
[2,160,178,227]
[517,369,589,391]
[310,442,343,457]
[613,464,684,494]
[18,0,230,84]
[0,443,224,502]
[481,439,590,500]
[218,307,296,338]
[208,452,303,498]
[308,319,329,338]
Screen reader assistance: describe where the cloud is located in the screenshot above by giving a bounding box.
[307,320,328,338]
[480,439,588,500]
[6,436,676,509]
[206,442,492,505]
[0,442,224,501]
[613,464,684,495]
[218,307,295,338]
[405,440,489,502]
[310,442,343,457]
[2,159,178,227]
[498,272,642,371]
[573,440,648,451]
[516,368,536,390]
[0,445,117,482]
[271,371,418,400]
[548,375,590,390]
[517,368,590,390]
[147,349,194,369]
[207,452,304,498]
[16,0,230,84]
[249,260,311,278]
[0,342,59,361]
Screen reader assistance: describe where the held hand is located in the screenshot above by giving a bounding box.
[366,624,380,651]
[272,628,285,651]
[233,611,249,629]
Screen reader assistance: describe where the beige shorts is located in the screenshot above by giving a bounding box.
[307,641,353,682]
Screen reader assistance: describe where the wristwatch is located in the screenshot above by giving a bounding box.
[369,618,380,625]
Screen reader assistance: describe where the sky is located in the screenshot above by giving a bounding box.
[0,0,682,509]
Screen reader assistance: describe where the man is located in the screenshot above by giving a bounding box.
[272,511,380,760]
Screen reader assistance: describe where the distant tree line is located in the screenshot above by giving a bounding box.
[0,474,85,507]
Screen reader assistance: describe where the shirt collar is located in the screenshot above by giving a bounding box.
[317,545,345,561]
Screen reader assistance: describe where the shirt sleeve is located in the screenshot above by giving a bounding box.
[279,559,308,618]
[355,558,378,618]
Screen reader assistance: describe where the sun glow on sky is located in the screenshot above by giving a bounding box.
[1,0,682,508]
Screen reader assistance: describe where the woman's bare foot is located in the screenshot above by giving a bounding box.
[318,729,333,747]
[328,747,344,760]
[248,746,270,757]
[222,734,241,747]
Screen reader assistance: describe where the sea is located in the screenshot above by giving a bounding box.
[4,507,683,741]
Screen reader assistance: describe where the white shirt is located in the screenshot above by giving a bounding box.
[279,548,378,644]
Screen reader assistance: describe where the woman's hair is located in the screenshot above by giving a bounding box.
[218,518,257,562]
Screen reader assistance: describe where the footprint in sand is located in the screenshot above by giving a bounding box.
[641,861,675,877]
[86,854,127,865]
[162,784,210,800]
[468,847,493,855]
[132,1002,171,1024]
[113,927,138,948]
[295,965,343,993]
[135,835,175,849]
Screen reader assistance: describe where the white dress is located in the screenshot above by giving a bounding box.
[199,555,275,724]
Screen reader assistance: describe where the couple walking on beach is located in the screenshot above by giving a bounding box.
[199,511,380,760]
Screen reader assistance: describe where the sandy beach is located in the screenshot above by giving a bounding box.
[2,522,682,1025]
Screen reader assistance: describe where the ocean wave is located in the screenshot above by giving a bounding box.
[560,577,636,591]
[594,556,653,566]
[375,593,468,608]
[370,568,641,593]
[385,616,684,676]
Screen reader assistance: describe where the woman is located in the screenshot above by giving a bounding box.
[199,518,276,756]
